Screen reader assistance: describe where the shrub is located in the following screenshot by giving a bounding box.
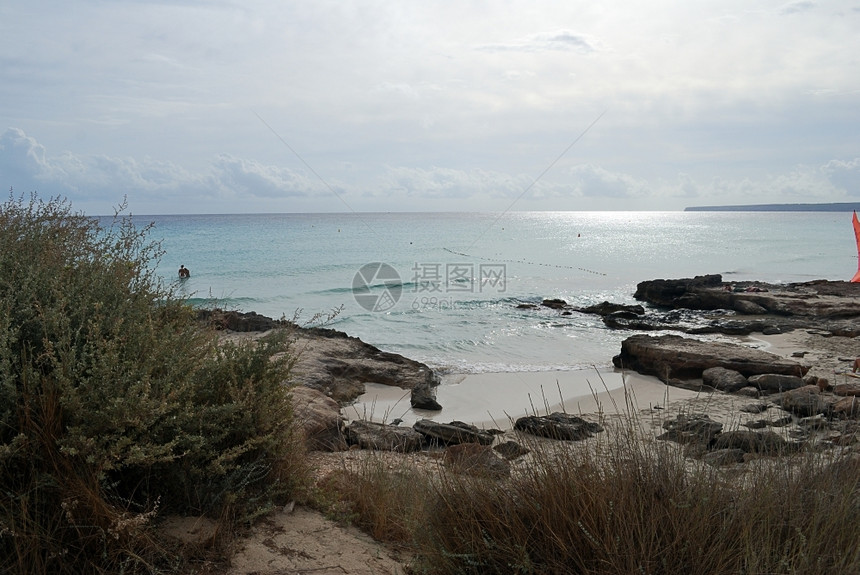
[0,194,308,574]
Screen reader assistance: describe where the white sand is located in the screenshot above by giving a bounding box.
[344,368,704,430]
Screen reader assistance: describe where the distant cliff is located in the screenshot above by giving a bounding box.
[685,202,860,212]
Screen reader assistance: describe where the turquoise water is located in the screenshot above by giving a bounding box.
[133,211,855,373]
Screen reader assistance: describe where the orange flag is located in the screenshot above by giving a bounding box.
[852,211,860,282]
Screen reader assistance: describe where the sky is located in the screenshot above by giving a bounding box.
[1,1,859,215]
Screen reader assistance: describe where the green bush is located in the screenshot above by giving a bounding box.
[0,194,308,574]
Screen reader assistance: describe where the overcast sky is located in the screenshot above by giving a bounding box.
[1,1,859,214]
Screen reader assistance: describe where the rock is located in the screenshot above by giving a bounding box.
[775,386,833,418]
[833,383,860,397]
[290,386,347,451]
[612,334,808,381]
[702,367,749,392]
[444,443,511,478]
[711,430,792,455]
[667,378,715,392]
[514,412,604,441]
[832,396,860,418]
[634,277,860,328]
[736,387,761,398]
[702,449,746,466]
[541,298,568,310]
[578,301,645,317]
[743,420,769,429]
[291,326,440,405]
[493,440,531,461]
[346,420,424,452]
[734,300,768,315]
[198,308,284,332]
[410,386,443,411]
[659,413,723,444]
[748,374,806,394]
[412,419,495,446]
[633,274,724,308]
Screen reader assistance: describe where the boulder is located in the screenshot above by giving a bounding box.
[832,397,860,418]
[702,367,749,392]
[612,334,808,381]
[290,386,346,451]
[346,420,424,452]
[412,419,495,446]
[833,383,860,397]
[658,413,723,445]
[577,301,645,317]
[776,385,835,418]
[748,374,806,394]
[513,412,603,441]
[444,443,511,479]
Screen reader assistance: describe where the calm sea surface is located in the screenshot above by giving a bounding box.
[130,211,855,374]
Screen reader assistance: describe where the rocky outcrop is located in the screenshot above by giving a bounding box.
[198,309,286,332]
[627,276,860,336]
[204,310,441,408]
[290,386,347,452]
[513,412,604,441]
[292,326,441,406]
[612,334,808,381]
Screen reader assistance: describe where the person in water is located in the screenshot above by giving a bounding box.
[178,265,190,278]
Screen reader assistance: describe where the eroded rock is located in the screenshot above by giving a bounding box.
[612,334,808,381]
[513,412,604,441]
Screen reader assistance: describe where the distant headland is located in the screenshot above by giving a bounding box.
[685,202,860,212]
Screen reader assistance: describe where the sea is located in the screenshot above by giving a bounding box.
[130,211,855,375]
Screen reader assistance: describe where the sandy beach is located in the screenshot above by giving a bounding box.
[343,329,859,430]
[344,368,705,429]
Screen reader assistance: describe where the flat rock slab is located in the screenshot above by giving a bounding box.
[514,412,604,441]
[613,334,808,381]
[346,420,425,452]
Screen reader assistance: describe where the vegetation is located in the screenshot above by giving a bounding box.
[0,194,309,574]
[6,193,860,574]
[320,415,860,575]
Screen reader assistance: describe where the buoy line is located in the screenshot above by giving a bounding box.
[443,248,607,276]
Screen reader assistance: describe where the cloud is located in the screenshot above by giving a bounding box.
[211,155,317,198]
[3,128,859,213]
[779,1,816,15]
[568,164,649,199]
[821,158,860,196]
[477,30,597,54]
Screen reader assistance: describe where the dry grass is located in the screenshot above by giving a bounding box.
[322,402,860,575]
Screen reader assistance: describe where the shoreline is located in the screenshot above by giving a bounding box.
[343,329,859,430]
[344,367,705,430]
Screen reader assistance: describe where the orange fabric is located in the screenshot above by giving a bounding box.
[853,211,860,282]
